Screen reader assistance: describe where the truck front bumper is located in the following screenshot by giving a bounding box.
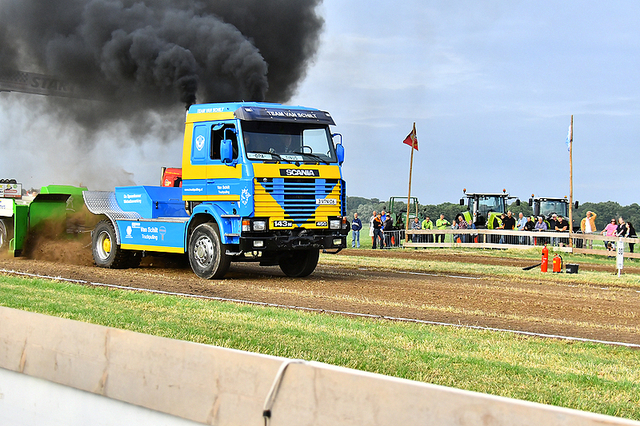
[239,229,348,252]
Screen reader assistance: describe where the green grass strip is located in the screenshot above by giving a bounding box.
[1,274,639,420]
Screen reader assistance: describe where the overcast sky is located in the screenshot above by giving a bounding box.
[2,1,640,205]
[292,1,640,205]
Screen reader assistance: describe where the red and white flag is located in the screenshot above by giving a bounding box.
[403,123,418,150]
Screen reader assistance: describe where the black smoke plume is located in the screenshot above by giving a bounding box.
[0,0,324,130]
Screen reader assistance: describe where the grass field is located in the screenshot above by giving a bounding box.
[324,252,640,288]
[1,271,639,420]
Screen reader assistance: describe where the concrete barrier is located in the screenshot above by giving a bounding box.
[1,306,638,426]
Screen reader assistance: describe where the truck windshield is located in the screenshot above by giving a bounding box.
[241,121,337,163]
[540,200,567,217]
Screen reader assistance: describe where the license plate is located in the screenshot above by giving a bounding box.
[316,198,337,205]
[273,220,293,228]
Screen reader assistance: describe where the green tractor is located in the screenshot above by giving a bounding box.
[0,180,89,256]
[528,195,579,231]
[387,196,420,229]
[459,189,519,229]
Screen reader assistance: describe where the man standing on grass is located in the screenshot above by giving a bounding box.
[517,212,527,244]
[411,217,422,242]
[421,215,434,243]
[351,212,362,248]
[581,210,597,249]
[435,214,450,244]
[372,212,384,249]
[502,210,516,244]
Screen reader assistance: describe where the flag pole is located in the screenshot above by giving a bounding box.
[405,122,416,242]
[568,115,574,247]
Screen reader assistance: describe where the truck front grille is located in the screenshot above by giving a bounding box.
[255,178,341,225]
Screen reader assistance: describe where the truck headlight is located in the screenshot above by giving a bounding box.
[253,220,266,231]
[329,219,341,230]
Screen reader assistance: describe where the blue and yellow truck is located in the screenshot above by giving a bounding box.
[83,102,348,279]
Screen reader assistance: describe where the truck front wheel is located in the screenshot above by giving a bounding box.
[188,223,230,279]
[278,249,320,277]
[92,220,130,269]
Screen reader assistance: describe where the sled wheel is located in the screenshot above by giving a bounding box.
[278,249,320,277]
[188,222,230,279]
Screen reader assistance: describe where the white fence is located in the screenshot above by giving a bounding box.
[2,306,639,426]
[402,229,640,258]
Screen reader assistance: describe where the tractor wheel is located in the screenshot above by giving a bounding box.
[0,219,7,250]
[278,249,320,277]
[188,222,230,279]
[92,220,130,268]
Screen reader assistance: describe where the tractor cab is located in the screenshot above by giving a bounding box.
[460,189,519,229]
[528,195,579,230]
[387,196,419,229]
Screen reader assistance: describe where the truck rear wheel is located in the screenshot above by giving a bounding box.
[188,222,230,279]
[92,220,130,269]
[278,249,320,277]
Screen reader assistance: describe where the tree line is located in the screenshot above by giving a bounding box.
[347,196,640,231]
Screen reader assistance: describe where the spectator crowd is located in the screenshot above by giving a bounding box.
[350,209,638,251]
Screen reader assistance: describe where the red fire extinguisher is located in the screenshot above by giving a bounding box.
[541,245,549,272]
[552,254,562,273]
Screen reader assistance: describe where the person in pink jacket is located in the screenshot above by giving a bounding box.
[603,218,618,252]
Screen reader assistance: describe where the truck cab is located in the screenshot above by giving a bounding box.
[181,102,346,248]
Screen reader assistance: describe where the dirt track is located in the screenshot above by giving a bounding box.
[1,241,639,346]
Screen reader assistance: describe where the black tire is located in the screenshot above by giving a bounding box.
[278,249,320,277]
[188,222,230,279]
[0,218,7,250]
[92,220,130,269]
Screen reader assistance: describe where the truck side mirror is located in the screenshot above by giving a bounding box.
[336,144,345,165]
[221,127,236,164]
[515,199,520,206]
[220,139,233,164]
[332,133,345,165]
[574,201,579,209]
[459,198,464,206]
[528,198,533,206]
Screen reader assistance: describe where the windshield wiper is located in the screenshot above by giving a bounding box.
[292,151,329,164]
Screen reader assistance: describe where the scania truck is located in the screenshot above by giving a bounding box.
[83,102,348,279]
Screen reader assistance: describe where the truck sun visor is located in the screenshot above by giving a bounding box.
[234,106,335,125]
